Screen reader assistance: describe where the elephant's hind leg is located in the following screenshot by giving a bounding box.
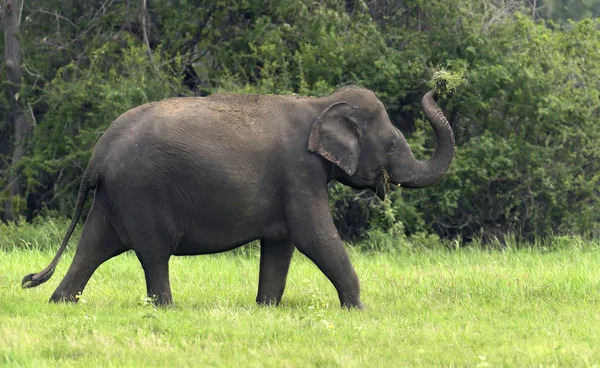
[136,252,172,306]
[50,206,128,303]
[256,238,295,306]
[124,211,177,307]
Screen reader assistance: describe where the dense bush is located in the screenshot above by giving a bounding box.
[394,15,600,241]
[2,0,599,243]
[21,40,184,216]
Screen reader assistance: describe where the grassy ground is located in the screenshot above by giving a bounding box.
[1,227,600,366]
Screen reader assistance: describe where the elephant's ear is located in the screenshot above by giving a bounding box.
[308,102,362,176]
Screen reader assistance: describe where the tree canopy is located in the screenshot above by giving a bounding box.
[2,0,600,243]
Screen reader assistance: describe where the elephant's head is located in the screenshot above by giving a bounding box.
[308,86,454,199]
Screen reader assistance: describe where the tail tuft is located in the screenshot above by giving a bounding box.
[21,268,55,289]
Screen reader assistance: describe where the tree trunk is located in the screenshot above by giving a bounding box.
[2,0,32,220]
[141,0,153,64]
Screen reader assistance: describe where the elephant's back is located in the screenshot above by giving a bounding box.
[91,96,289,206]
[97,96,285,155]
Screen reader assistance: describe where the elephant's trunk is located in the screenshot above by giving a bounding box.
[399,91,455,188]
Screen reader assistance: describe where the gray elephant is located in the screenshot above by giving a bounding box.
[22,86,454,309]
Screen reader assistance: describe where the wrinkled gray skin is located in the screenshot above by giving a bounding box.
[22,86,454,309]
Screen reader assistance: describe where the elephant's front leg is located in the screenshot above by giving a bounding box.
[256,238,295,305]
[285,190,363,309]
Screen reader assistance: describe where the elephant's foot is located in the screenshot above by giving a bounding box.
[256,295,282,306]
[149,292,173,307]
[49,290,81,304]
[341,299,365,310]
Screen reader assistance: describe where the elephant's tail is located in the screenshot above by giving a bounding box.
[22,174,94,289]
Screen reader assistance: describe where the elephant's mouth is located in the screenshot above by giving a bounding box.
[374,170,401,201]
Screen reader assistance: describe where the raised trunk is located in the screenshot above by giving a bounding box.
[3,0,32,220]
[400,90,455,189]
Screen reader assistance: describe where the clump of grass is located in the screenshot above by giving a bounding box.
[428,67,466,98]
[0,217,76,251]
[379,170,392,192]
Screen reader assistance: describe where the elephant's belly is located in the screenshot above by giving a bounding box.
[173,236,254,255]
[172,218,288,256]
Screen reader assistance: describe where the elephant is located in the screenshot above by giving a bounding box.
[22,86,455,309]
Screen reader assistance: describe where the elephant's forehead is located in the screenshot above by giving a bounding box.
[335,89,384,109]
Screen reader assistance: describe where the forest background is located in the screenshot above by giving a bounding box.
[2,0,600,245]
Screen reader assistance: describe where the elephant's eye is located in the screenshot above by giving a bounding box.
[386,140,399,153]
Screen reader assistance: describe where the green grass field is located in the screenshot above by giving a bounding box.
[1,230,600,366]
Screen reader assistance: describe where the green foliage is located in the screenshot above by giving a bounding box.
[193,0,411,103]
[19,38,186,213]
[2,0,600,244]
[398,15,600,241]
[540,0,600,23]
[428,68,466,99]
